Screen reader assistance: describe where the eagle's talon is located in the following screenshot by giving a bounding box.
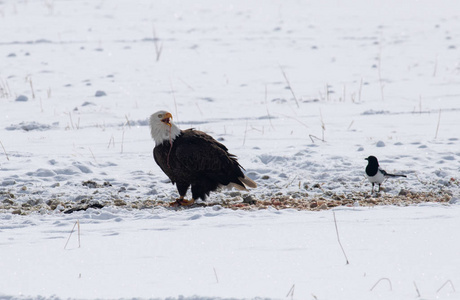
[180,198,195,206]
[169,198,195,207]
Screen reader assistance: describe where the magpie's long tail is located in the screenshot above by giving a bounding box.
[385,173,407,178]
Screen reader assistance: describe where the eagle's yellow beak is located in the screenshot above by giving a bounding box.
[161,112,173,127]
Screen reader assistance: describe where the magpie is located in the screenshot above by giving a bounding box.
[365,155,406,193]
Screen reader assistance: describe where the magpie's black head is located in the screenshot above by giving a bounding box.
[365,155,379,177]
[365,155,379,166]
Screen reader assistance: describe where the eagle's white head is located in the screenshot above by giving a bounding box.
[149,110,181,146]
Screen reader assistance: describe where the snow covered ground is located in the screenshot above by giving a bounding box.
[1,0,459,299]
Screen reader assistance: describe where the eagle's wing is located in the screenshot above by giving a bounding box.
[175,130,239,173]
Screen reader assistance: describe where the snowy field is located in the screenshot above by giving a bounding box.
[1,0,460,299]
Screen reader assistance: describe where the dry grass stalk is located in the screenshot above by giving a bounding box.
[265,85,275,131]
[121,130,125,154]
[64,220,81,249]
[286,284,295,299]
[152,25,163,62]
[333,211,349,264]
[0,77,11,98]
[29,78,35,99]
[377,50,385,101]
[434,109,441,139]
[242,120,248,146]
[0,140,9,161]
[437,279,456,293]
[319,109,325,141]
[413,281,421,297]
[419,95,422,114]
[347,120,354,131]
[170,79,179,122]
[370,278,392,291]
[88,147,97,164]
[107,135,115,149]
[124,115,131,129]
[213,267,219,284]
[280,66,300,108]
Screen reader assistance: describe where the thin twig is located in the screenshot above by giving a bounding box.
[434,109,441,139]
[107,135,115,149]
[152,25,163,62]
[347,120,354,131]
[309,134,324,143]
[242,119,248,146]
[170,79,178,122]
[213,267,219,284]
[121,130,125,154]
[285,175,298,188]
[437,279,456,293]
[68,112,75,130]
[124,115,131,129]
[278,113,308,131]
[0,140,9,161]
[370,278,392,291]
[64,220,81,249]
[419,95,422,115]
[333,211,349,264]
[413,281,421,297]
[280,66,300,108]
[179,77,195,91]
[377,49,385,101]
[88,147,97,164]
[77,220,81,247]
[319,109,325,141]
[265,84,275,131]
[29,78,35,99]
[286,284,295,299]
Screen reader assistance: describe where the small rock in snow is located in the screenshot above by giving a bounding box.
[376,141,385,147]
[15,95,28,102]
[95,90,107,97]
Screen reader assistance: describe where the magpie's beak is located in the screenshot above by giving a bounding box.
[365,158,368,160]
[161,112,173,127]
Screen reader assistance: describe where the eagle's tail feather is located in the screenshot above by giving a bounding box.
[239,176,257,188]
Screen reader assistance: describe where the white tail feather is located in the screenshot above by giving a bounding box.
[221,176,257,191]
[239,176,257,188]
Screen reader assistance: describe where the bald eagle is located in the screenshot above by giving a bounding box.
[150,111,257,206]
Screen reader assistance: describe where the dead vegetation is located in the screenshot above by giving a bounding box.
[0,189,453,215]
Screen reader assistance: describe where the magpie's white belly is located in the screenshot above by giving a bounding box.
[367,171,385,184]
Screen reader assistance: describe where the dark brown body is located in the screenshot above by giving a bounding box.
[154,129,246,200]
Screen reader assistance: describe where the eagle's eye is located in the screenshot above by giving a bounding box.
[158,114,163,118]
